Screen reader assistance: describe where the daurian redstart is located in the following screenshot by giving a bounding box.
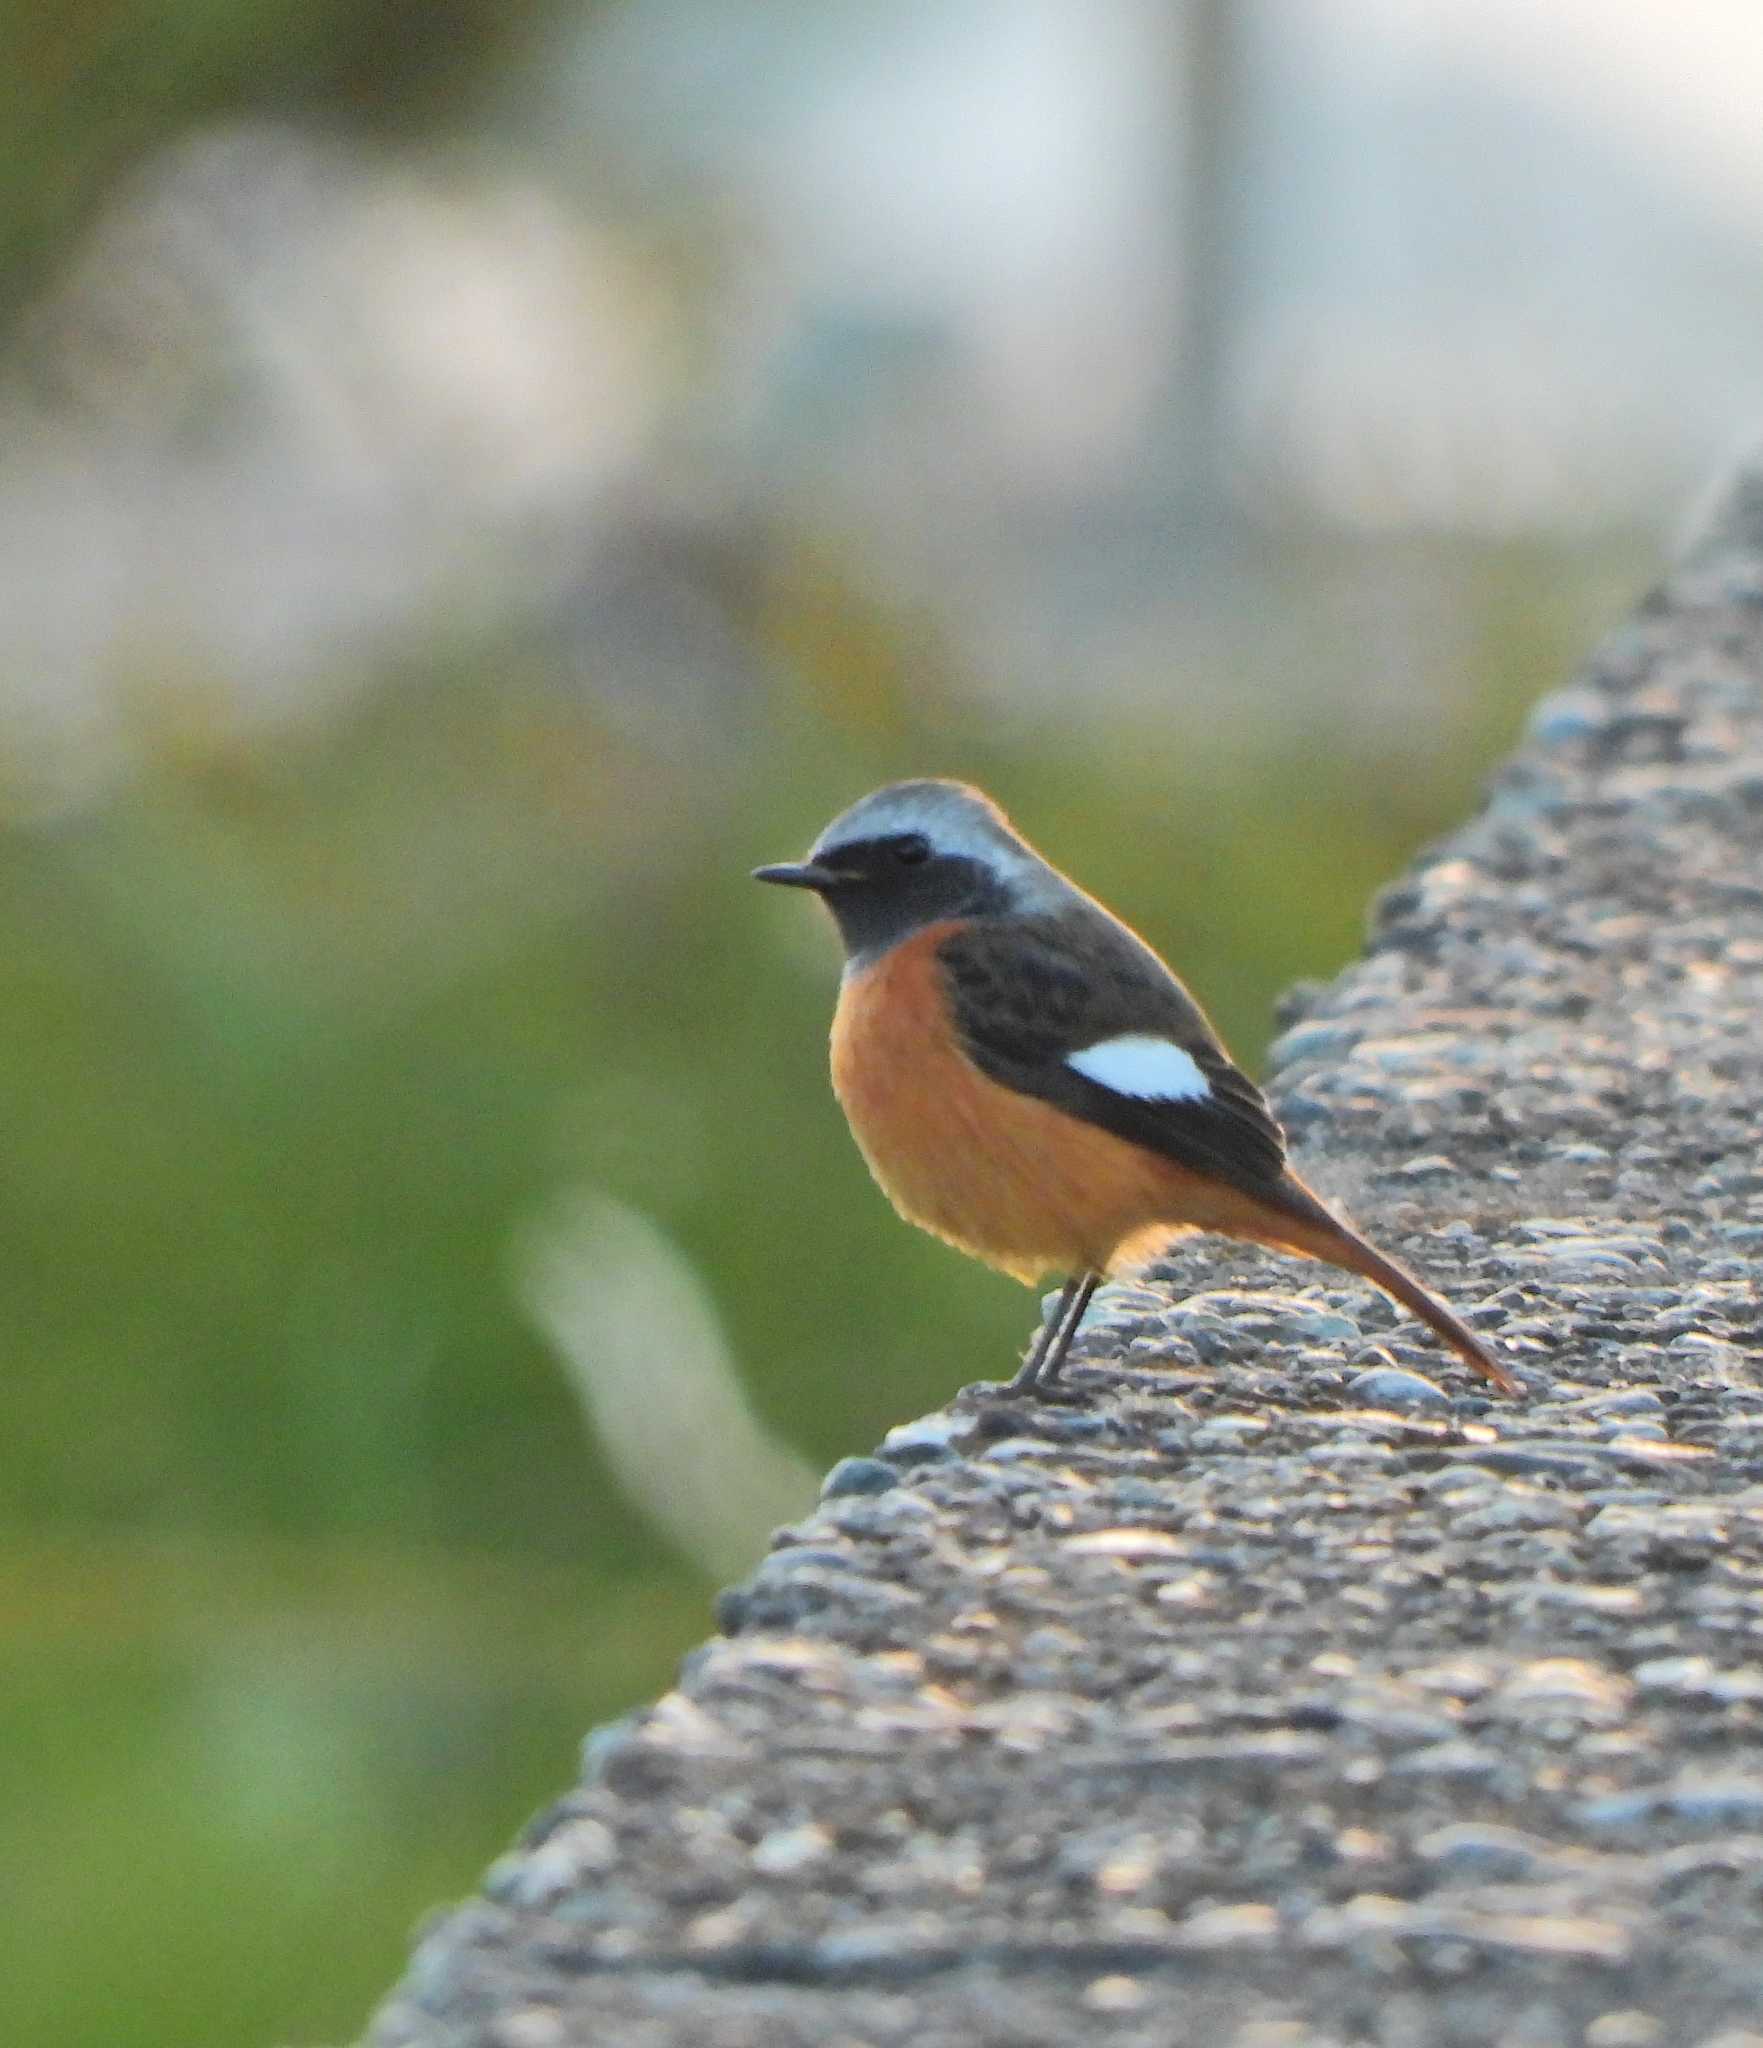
[757,779,1522,1399]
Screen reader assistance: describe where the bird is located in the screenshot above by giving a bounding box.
[754,779,1523,1400]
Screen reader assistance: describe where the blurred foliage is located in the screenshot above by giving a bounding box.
[0,0,593,325]
[0,511,1647,2046]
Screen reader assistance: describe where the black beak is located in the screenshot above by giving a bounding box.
[752,861,847,891]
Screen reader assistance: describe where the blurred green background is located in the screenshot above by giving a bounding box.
[5,2,1748,2043]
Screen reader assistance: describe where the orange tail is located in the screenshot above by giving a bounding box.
[1253,1174,1524,1398]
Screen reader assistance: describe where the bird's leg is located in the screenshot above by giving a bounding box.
[1005,1275,1081,1395]
[1004,1271,1101,1396]
[1032,1270,1100,1389]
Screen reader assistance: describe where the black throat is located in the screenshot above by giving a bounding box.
[821,847,1012,967]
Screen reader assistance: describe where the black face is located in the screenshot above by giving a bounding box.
[754,831,1010,961]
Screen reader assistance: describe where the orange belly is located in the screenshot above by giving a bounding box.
[830,923,1277,1284]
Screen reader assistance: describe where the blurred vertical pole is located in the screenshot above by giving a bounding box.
[1165,0,1244,516]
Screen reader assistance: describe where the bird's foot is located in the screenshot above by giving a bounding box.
[980,1373,1094,1407]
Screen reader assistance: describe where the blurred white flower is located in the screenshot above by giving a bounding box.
[511,1190,816,1579]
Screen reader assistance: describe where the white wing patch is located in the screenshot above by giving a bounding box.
[1066,1034,1211,1102]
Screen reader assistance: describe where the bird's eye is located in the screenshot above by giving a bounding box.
[891,834,931,867]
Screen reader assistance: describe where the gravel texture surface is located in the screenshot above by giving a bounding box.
[366,470,1763,2048]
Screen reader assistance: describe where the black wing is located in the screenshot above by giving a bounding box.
[937,912,1288,1198]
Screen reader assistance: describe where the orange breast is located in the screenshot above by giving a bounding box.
[830,923,1270,1284]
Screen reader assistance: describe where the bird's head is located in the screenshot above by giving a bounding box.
[754,779,1066,966]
